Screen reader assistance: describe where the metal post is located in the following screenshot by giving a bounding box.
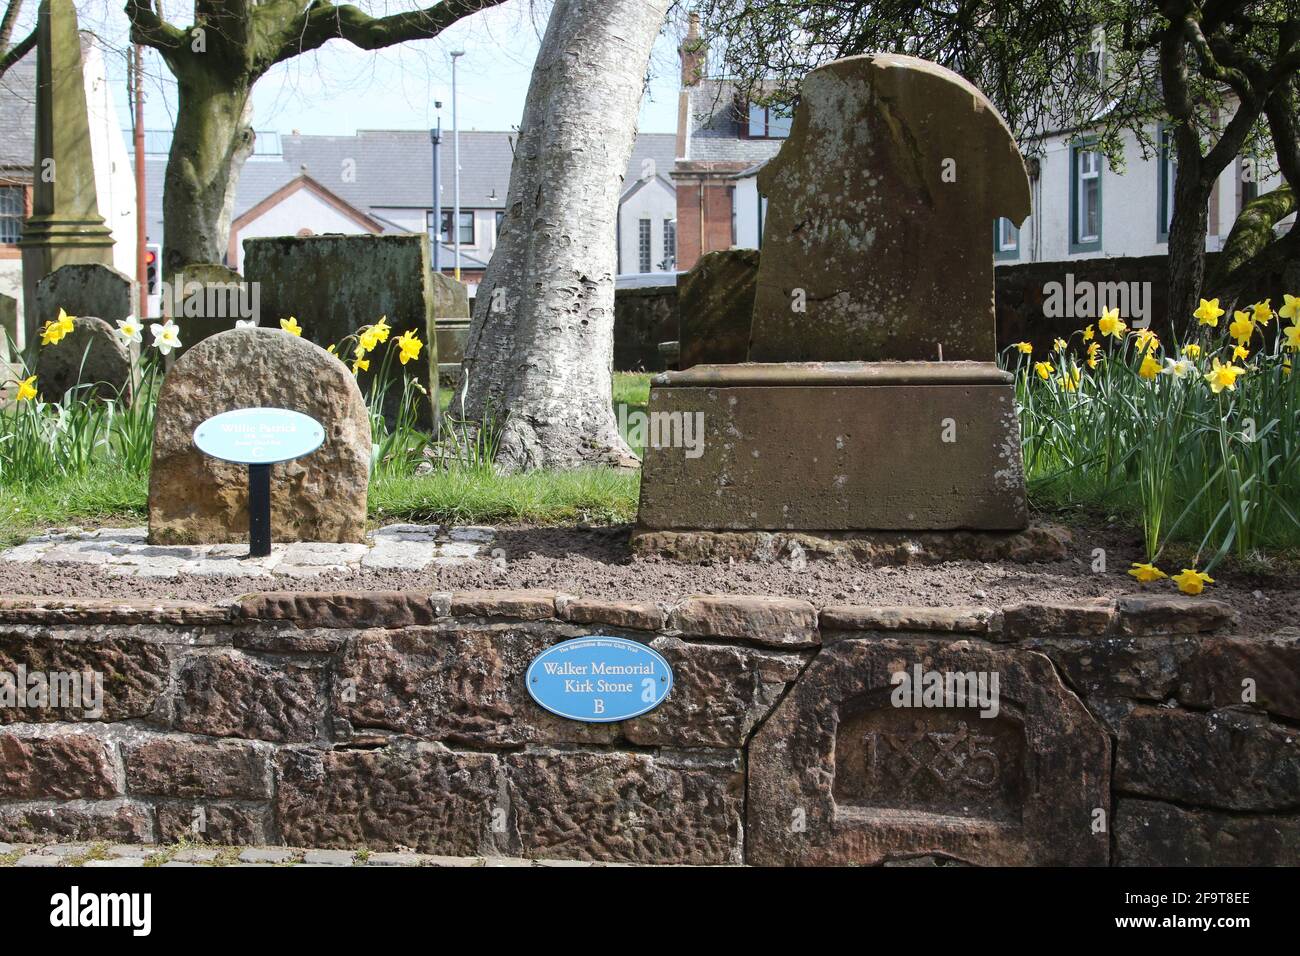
[247,464,271,558]
[430,118,441,275]
[451,50,465,281]
[132,44,147,320]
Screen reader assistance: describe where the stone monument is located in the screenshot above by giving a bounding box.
[18,0,115,351]
[148,328,370,545]
[35,314,132,402]
[165,262,250,356]
[636,54,1031,536]
[30,263,133,334]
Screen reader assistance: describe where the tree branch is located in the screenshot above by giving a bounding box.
[0,25,33,77]
[123,0,189,62]
[269,0,508,68]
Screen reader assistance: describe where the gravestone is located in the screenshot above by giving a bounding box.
[31,263,133,335]
[748,640,1110,865]
[148,327,370,545]
[677,249,758,369]
[165,263,251,356]
[0,294,16,360]
[636,54,1031,533]
[243,234,438,428]
[432,273,470,388]
[748,54,1030,363]
[35,315,132,402]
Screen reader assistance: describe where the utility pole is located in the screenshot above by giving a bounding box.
[450,49,464,281]
[132,43,146,319]
[430,104,441,276]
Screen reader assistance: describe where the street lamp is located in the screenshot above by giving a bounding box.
[430,100,442,276]
[450,49,465,281]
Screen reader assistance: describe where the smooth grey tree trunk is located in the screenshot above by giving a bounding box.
[460,0,670,472]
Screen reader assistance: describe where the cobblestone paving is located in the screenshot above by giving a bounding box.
[0,524,496,579]
[0,842,623,867]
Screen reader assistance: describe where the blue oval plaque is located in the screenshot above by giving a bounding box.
[193,408,325,465]
[526,637,673,723]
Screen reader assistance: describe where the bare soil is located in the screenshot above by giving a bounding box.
[1,521,1296,634]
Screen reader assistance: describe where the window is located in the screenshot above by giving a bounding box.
[994,218,1019,260]
[744,103,793,139]
[429,210,474,245]
[1071,143,1102,251]
[638,219,652,273]
[0,186,23,244]
[662,219,676,271]
[1158,126,1176,240]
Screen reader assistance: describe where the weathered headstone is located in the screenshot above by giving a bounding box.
[148,328,370,545]
[432,273,471,388]
[164,263,251,355]
[748,640,1110,865]
[677,249,758,368]
[636,54,1031,534]
[31,263,133,334]
[243,234,438,428]
[0,294,16,361]
[748,54,1030,363]
[35,315,131,402]
[18,0,115,349]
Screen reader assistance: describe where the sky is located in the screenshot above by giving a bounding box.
[52,1,687,138]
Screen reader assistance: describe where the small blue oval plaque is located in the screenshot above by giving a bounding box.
[193,408,325,466]
[526,637,674,723]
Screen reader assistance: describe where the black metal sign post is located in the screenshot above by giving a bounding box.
[247,463,272,558]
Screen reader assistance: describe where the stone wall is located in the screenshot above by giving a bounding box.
[0,592,1293,866]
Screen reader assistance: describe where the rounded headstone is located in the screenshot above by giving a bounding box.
[147,327,371,545]
[31,263,134,332]
[35,315,132,402]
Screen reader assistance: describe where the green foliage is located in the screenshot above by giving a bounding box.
[1011,302,1300,569]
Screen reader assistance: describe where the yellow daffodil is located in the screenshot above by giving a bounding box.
[1228,311,1254,345]
[149,319,182,356]
[326,344,337,354]
[1182,343,1202,359]
[1283,324,1300,352]
[1014,342,1032,354]
[1138,352,1161,380]
[1098,307,1126,339]
[1134,328,1160,353]
[1204,357,1244,393]
[396,329,423,366]
[1193,298,1225,327]
[39,310,74,346]
[1058,368,1081,391]
[114,318,142,345]
[1250,299,1273,324]
[353,343,367,361]
[15,374,37,402]
[1053,337,1068,353]
[358,328,379,353]
[1082,324,1095,341]
[280,316,302,336]
[1171,568,1213,595]
[1284,357,1293,378]
[1086,341,1102,369]
[1232,344,1249,361]
[1280,293,1300,322]
[372,316,391,343]
[1034,361,1054,381]
[351,358,369,374]
[1128,562,1167,583]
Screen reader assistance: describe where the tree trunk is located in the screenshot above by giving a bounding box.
[161,74,255,276]
[1166,132,1212,332]
[459,0,670,472]
[1207,186,1299,307]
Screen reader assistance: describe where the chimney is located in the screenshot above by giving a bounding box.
[680,12,705,88]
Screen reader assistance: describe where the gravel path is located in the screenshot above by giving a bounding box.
[0,521,1295,633]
